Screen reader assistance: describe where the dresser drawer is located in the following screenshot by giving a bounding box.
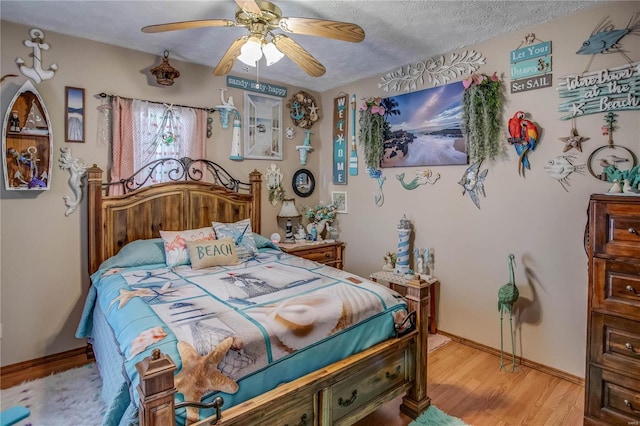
[592,258,640,320]
[264,397,315,426]
[328,348,407,423]
[591,312,640,374]
[300,246,336,263]
[587,366,640,423]
[592,201,640,258]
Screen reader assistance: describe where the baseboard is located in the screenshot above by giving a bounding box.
[1,345,93,389]
[438,330,585,387]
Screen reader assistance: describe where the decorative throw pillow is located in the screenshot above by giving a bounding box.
[252,232,280,250]
[186,238,239,269]
[212,218,259,261]
[160,227,216,267]
[98,238,166,270]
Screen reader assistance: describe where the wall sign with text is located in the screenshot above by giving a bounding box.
[557,62,639,120]
[510,39,552,94]
[333,94,348,185]
[226,75,287,97]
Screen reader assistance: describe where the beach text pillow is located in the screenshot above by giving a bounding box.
[187,238,239,269]
[212,218,259,261]
[160,227,216,267]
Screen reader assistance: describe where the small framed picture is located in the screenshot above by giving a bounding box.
[65,86,85,142]
[331,191,347,213]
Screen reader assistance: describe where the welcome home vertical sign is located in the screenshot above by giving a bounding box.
[333,94,348,184]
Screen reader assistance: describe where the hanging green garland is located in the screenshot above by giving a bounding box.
[358,97,388,171]
[462,73,504,164]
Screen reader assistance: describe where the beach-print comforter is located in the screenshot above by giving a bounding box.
[77,247,408,424]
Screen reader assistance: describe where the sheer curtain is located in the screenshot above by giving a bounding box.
[109,97,206,195]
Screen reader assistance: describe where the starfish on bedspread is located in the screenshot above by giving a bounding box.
[175,338,239,424]
[109,283,176,309]
[109,288,155,309]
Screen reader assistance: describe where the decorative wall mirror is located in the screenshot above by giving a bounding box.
[292,168,315,198]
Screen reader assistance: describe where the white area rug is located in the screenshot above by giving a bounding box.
[428,333,451,353]
[0,334,450,425]
[0,363,106,426]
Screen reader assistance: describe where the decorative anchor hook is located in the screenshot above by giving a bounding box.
[15,28,58,83]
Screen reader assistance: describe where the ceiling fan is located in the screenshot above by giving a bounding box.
[141,0,365,77]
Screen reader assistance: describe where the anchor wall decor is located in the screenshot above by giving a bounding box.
[15,28,58,83]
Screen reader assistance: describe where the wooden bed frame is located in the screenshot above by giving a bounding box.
[86,157,431,425]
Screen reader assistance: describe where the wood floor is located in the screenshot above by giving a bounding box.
[356,340,585,426]
[1,340,585,425]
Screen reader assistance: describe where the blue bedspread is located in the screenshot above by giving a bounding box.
[77,247,407,425]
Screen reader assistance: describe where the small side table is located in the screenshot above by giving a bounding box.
[370,271,439,334]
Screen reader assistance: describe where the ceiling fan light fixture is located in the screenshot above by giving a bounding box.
[262,41,284,66]
[238,36,263,66]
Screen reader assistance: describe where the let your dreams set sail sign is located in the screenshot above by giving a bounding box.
[557,62,640,120]
[510,39,552,93]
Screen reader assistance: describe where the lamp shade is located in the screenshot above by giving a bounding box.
[278,199,300,218]
[262,42,284,66]
[237,37,262,66]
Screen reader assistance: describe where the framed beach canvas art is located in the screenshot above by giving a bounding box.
[65,86,85,142]
[381,81,467,168]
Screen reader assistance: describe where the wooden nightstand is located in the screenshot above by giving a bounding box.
[370,271,439,334]
[277,240,345,270]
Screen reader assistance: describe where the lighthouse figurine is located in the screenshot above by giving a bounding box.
[395,215,412,275]
[229,111,243,161]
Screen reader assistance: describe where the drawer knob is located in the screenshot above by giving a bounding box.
[284,413,307,426]
[629,228,638,235]
[625,342,635,351]
[337,389,358,407]
[625,399,640,414]
[385,365,401,380]
[626,285,639,294]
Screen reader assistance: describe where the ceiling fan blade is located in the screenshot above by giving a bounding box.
[272,35,326,77]
[277,17,365,43]
[214,36,248,76]
[142,19,236,33]
[234,0,262,15]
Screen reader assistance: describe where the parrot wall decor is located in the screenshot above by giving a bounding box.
[507,110,540,177]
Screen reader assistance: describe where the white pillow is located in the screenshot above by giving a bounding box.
[160,227,216,267]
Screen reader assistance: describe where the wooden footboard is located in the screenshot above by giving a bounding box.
[136,276,431,426]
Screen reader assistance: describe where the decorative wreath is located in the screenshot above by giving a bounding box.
[287,90,319,129]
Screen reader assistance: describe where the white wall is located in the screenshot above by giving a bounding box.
[318,1,639,377]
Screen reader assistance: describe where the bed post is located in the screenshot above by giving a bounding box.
[400,276,431,418]
[249,169,262,235]
[87,165,104,274]
[137,349,178,426]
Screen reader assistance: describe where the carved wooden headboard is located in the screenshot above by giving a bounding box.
[87,158,262,274]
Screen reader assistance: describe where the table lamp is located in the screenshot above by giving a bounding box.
[278,199,301,243]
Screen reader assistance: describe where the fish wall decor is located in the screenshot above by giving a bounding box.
[577,12,640,72]
[458,161,488,209]
[544,155,586,192]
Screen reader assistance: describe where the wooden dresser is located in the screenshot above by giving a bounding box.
[277,241,345,270]
[585,194,640,425]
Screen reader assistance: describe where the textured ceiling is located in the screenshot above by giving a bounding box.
[0,0,601,92]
